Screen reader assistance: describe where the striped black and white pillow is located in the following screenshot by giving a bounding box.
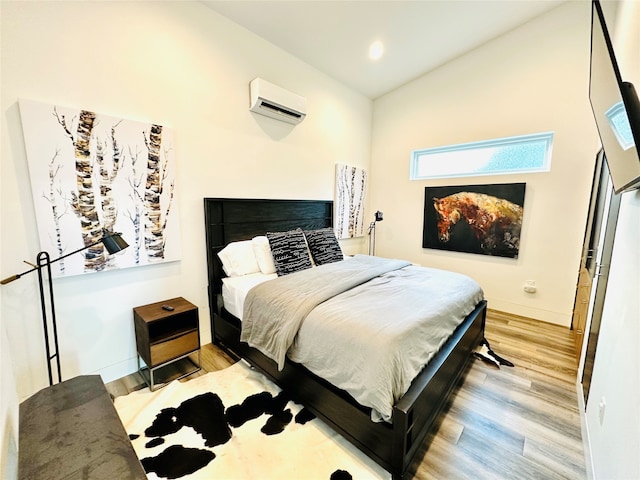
[304,228,344,265]
[266,228,313,276]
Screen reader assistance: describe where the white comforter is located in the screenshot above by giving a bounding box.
[240,255,484,422]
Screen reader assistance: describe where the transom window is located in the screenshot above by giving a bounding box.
[410,131,554,180]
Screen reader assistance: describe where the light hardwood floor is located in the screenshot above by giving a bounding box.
[408,309,586,479]
[107,309,587,479]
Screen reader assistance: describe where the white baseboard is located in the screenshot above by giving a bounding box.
[94,356,140,385]
[485,298,571,326]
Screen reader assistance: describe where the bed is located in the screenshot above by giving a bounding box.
[204,197,487,479]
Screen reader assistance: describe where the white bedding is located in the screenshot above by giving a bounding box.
[222,272,277,319]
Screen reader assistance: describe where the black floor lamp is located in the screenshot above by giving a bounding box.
[1,229,129,386]
[368,210,384,256]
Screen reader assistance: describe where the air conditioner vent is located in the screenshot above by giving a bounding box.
[260,101,303,119]
[249,78,306,125]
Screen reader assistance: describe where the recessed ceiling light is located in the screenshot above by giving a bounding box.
[369,41,384,61]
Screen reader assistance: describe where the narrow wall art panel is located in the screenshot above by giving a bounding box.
[335,164,367,239]
[19,99,182,278]
[423,183,526,258]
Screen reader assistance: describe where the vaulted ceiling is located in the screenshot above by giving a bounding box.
[203,1,567,99]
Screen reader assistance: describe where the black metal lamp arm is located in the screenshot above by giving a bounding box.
[2,240,98,285]
[0,230,126,285]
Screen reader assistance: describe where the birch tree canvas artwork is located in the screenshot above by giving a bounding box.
[19,99,181,278]
[335,164,367,239]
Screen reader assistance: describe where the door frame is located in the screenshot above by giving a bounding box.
[575,149,621,405]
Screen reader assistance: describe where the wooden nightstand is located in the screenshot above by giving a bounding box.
[134,297,201,390]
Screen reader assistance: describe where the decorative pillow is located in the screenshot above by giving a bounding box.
[304,228,344,265]
[251,236,277,274]
[266,228,312,276]
[217,240,261,277]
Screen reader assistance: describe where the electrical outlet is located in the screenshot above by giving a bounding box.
[523,280,537,293]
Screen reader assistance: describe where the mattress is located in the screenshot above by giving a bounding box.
[221,272,277,319]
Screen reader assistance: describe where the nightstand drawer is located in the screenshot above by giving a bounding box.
[150,330,199,366]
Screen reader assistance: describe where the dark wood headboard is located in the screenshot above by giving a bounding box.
[203,198,333,305]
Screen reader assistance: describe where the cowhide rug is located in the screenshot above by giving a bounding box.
[473,338,514,368]
[114,361,391,480]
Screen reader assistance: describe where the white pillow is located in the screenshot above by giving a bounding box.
[251,236,277,274]
[217,240,260,277]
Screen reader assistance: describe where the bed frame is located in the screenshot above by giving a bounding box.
[204,197,487,479]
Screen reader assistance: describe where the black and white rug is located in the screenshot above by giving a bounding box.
[473,338,515,368]
[114,361,390,480]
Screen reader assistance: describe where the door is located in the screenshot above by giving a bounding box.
[571,151,605,362]
[572,267,591,362]
[581,182,620,404]
[571,149,620,404]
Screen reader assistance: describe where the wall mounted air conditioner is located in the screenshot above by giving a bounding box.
[249,78,307,125]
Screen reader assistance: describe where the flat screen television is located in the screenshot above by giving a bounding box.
[589,0,640,194]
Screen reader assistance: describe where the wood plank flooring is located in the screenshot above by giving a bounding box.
[106,309,586,479]
[407,309,586,479]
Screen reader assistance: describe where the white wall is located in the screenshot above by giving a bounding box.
[0,0,372,402]
[0,301,19,480]
[370,1,600,326]
[584,1,640,478]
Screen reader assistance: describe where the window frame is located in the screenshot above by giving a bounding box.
[410,131,554,180]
